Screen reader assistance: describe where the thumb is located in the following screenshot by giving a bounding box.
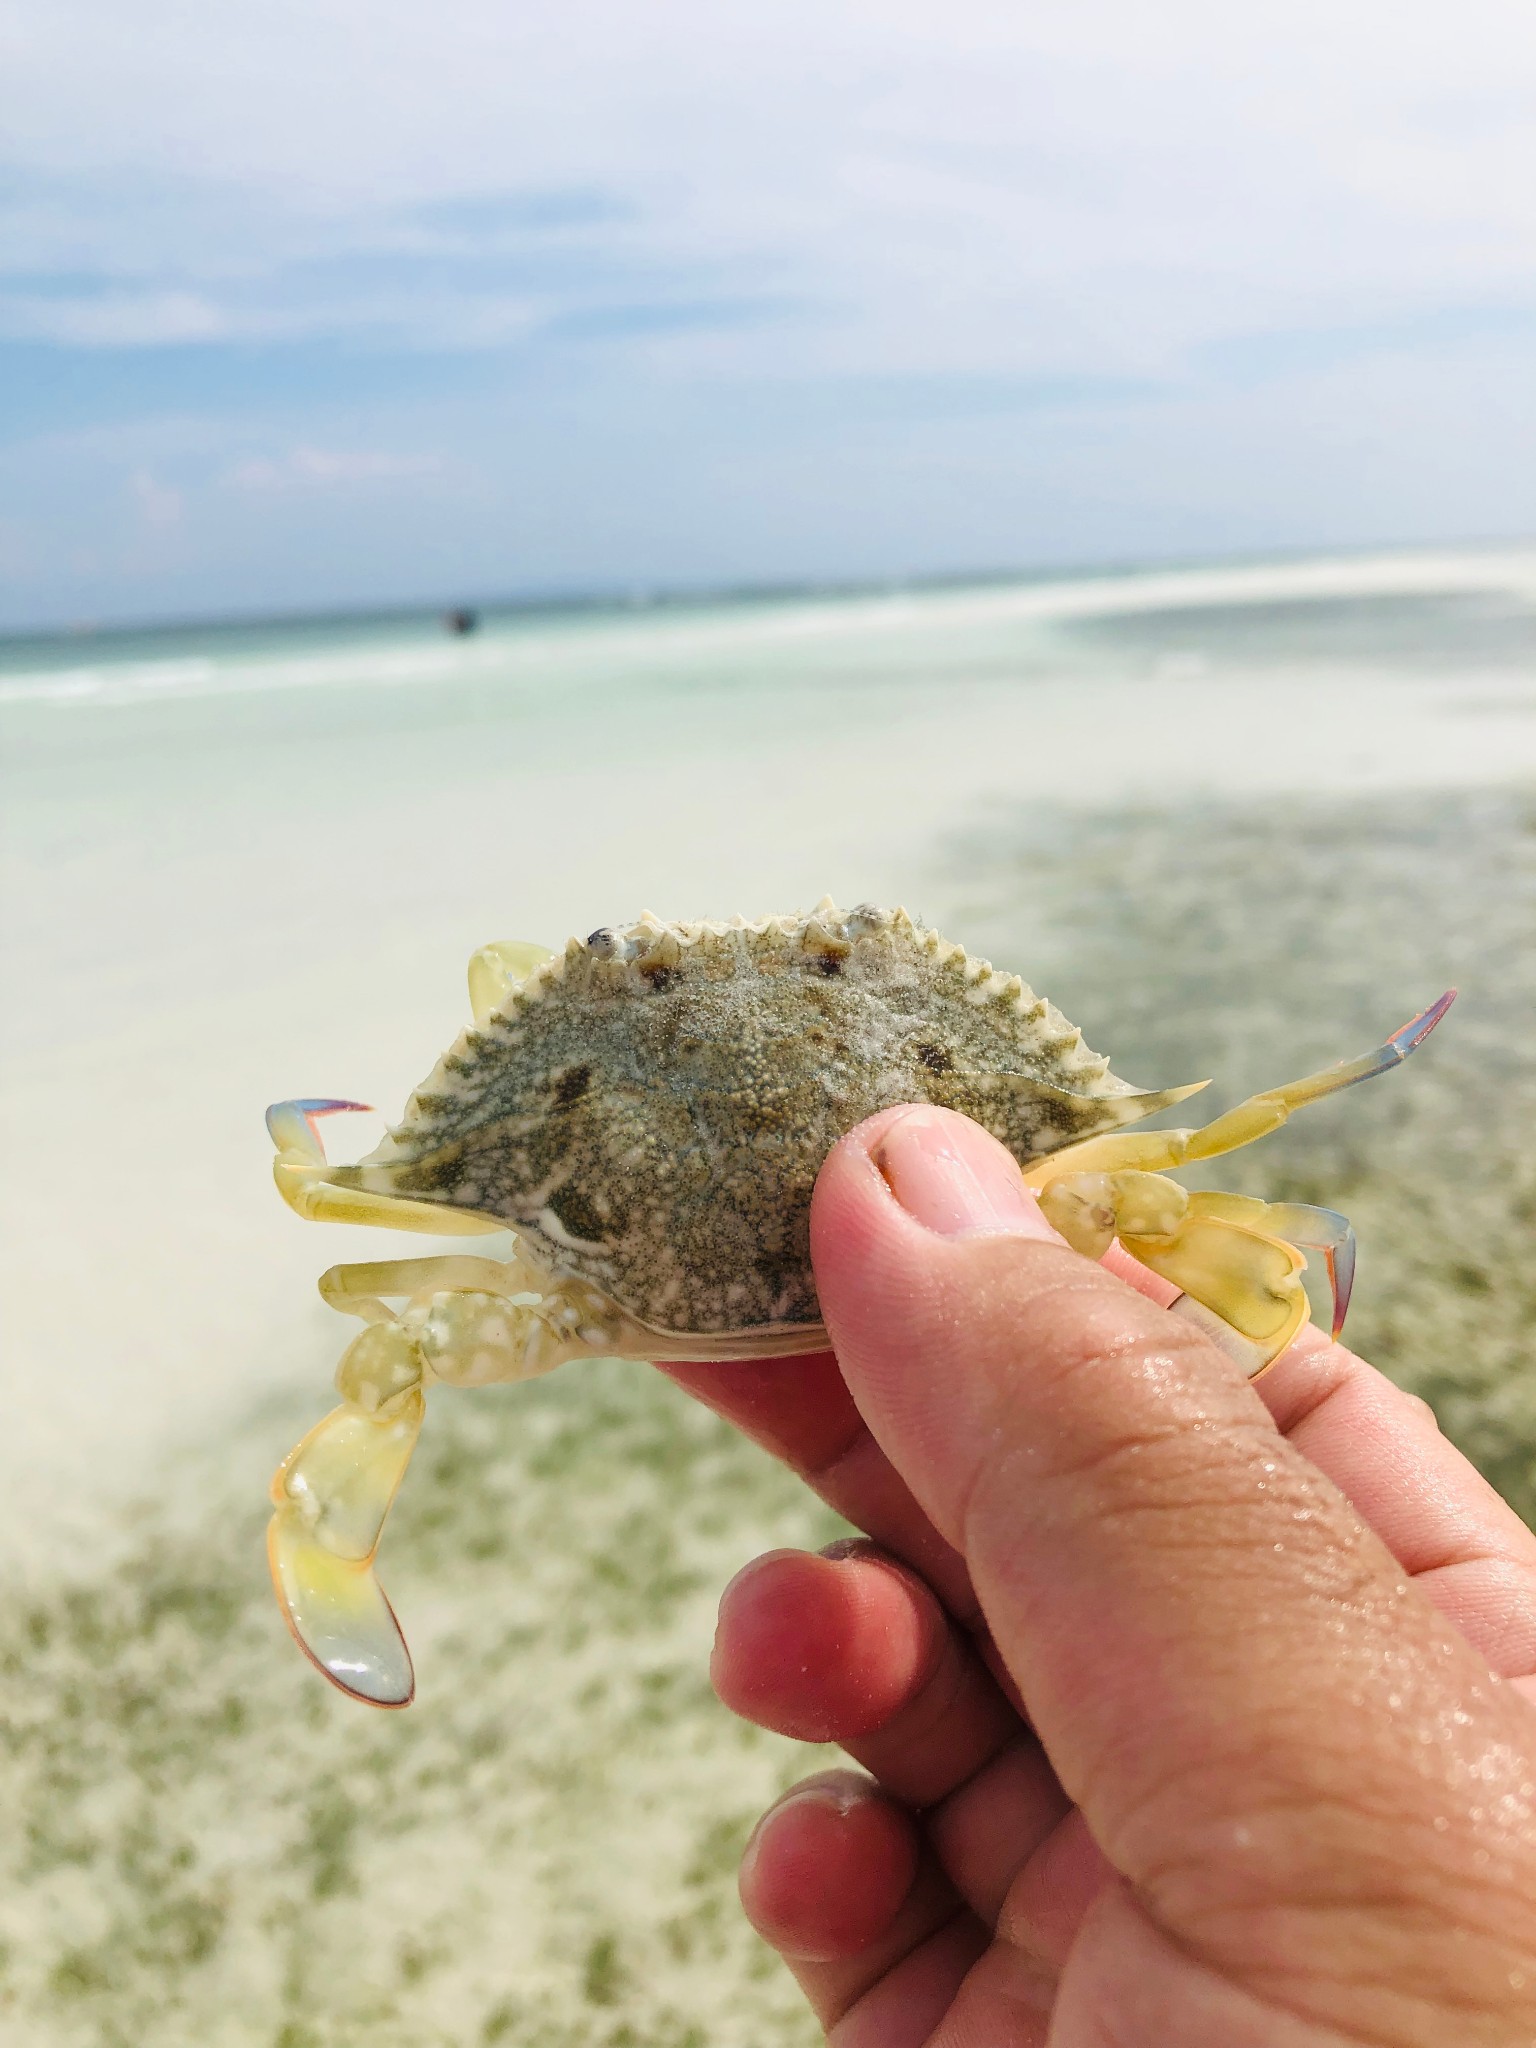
[810,1105,1536,2044]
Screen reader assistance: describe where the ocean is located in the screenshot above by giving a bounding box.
[1,544,1533,2044]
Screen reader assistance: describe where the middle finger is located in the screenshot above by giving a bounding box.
[661,1241,1256,1629]
[715,1543,1072,1922]
[664,1352,982,1623]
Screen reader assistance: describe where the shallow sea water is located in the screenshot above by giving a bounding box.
[1,548,1533,2044]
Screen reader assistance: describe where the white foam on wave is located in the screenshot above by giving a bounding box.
[0,639,506,708]
[3,544,1533,710]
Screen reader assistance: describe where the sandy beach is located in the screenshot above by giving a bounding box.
[1,546,1533,2044]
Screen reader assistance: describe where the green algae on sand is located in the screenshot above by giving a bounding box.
[0,1366,841,2048]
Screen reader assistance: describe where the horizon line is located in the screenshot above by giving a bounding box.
[3,528,1532,651]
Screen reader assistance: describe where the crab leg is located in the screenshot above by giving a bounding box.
[269,1274,580,1708]
[1124,1209,1310,1374]
[269,1354,425,1706]
[1024,992,1454,1189]
[318,1254,533,1323]
[1161,1192,1357,1337]
[268,1098,503,1236]
[1254,1201,1356,1336]
[1024,999,1449,1366]
[317,1250,836,1364]
[1037,1171,1363,1375]
[1173,990,1455,1169]
[467,939,555,1027]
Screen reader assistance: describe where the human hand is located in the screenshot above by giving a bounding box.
[665,1107,1536,2046]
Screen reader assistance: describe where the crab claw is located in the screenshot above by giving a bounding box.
[267,1096,502,1236]
[1385,988,1458,1059]
[1263,1202,1357,1336]
[268,1392,423,1707]
[1318,989,1456,1098]
[265,1098,374,1160]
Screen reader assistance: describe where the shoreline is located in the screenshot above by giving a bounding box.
[4,540,1534,710]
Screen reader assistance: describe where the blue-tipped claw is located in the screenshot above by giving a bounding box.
[1266,1202,1357,1336]
[1314,1219,1357,1338]
[266,1098,375,1156]
[1324,1226,1357,1335]
[1326,989,1457,1096]
[1384,988,1457,1061]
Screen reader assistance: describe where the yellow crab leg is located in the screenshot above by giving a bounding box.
[317,1254,531,1323]
[1036,1172,1307,1364]
[1025,991,1455,1188]
[1038,1175,1358,1373]
[1238,1199,1356,1336]
[467,938,555,1027]
[268,1388,424,1708]
[1177,990,1455,1168]
[267,1302,440,1707]
[267,1098,502,1235]
[1119,1211,1309,1371]
[1163,1192,1358,1334]
[268,1274,572,1709]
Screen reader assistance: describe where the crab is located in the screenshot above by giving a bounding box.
[265,899,1453,1707]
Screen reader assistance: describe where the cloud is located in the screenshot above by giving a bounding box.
[129,467,182,527]
[2,0,1530,382]
[0,176,771,356]
[0,289,231,347]
[224,447,448,491]
[0,0,1532,624]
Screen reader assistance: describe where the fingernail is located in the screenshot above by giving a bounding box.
[874,1106,1057,1239]
[738,1777,861,1885]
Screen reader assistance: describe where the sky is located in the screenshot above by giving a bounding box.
[2,0,1533,629]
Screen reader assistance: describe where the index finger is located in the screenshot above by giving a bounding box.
[1255,1327,1536,1683]
[1098,1244,1536,1679]
[658,1352,981,1623]
[658,1239,1268,1627]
